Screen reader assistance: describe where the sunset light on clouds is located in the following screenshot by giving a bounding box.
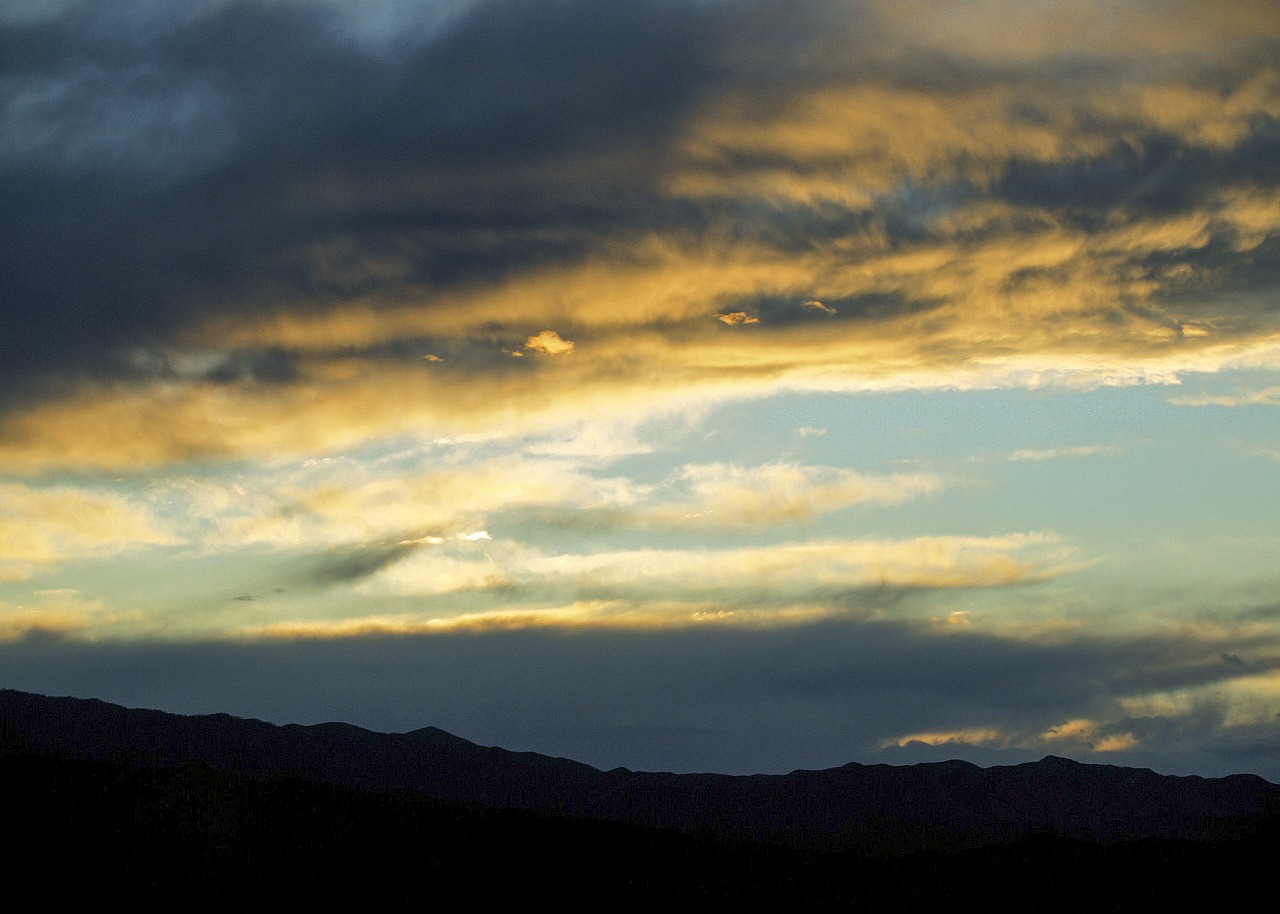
[2,0,1280,777]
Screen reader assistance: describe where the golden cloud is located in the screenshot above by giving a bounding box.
[5,306,1279,475]
[219,455,640,549]
[232,599,842,640]
[880,720,1139,753]
[0,483,176,580]
[872,0,1280,62]
[1038,718,1140,752]
[0,590,131,642]
[372,532,1075,601]
[879,727,1007,749]
[523,330,576,355]
[0,12,1275,477]
[642,462,944,528]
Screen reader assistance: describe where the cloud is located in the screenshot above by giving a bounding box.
[0,591,108,642]
[1006,445,1116,461]
[0,0,730,401]
[880,718,1144,753]
[521,330,576,356]
[169,455,942,561]
[640,462,944,527]
[216,454,639,549]
[446,459,943,536]
[0,483,176,581]
[1037,718,1139,752]
[290,541,428,588]
[3,613,1278,776]
[1,0,1278,474]
[369,532,1076,610]
[1169,387,1280,408]
[0,0,1277,786]
[522,417,661,460]
[879,727,1005,749]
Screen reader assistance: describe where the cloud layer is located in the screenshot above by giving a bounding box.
[3,616,1278,778]
[1,0,1277,470]
[1,1,1279,780]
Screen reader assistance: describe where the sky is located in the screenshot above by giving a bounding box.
[2,0,1280,779]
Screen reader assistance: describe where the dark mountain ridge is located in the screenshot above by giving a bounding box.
[3,688,1275,853]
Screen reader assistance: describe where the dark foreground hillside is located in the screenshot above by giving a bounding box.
[4,689,1277,851]
[3,689,1278,906]
[5,746,1277,908]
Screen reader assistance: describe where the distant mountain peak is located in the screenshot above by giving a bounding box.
[2,688,1276,851]
[405,725,481,750]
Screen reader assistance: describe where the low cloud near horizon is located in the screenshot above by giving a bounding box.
[4,616,1279,780]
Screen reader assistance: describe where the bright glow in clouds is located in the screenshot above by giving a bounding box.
[0,484,176,581]
[0,0,1279,778]
[882,720,1140,754]
[370,532,1072,601]
[522,330,576,356]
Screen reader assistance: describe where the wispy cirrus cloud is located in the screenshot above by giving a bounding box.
[1169,387,1280,408]
[1006,445,1117,461]
[638,462,943,527]
[213,454,637,550]
[186,456,945,555]
[365,531,1075,608]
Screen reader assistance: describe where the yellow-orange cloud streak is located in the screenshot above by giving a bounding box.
[0,483,176,580]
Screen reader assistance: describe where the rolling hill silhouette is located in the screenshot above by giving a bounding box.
[4,689,1278,903]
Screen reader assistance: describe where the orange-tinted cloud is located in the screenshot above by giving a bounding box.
[0,483,176,580]
[0,0,1273,483]
[372,532,1075,601]
[522,330,576,355]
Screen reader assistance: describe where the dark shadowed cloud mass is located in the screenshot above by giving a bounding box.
[3,618,1279,779]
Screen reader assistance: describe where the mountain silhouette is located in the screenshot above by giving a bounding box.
[3,688,1275,853]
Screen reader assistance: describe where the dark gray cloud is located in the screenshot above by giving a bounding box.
[728,290,944,327]
[289,540,427,587]
[0,0,739,400]
[2,618,1276,779]
[995,125,1280,220]
[5,0,1277,413]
